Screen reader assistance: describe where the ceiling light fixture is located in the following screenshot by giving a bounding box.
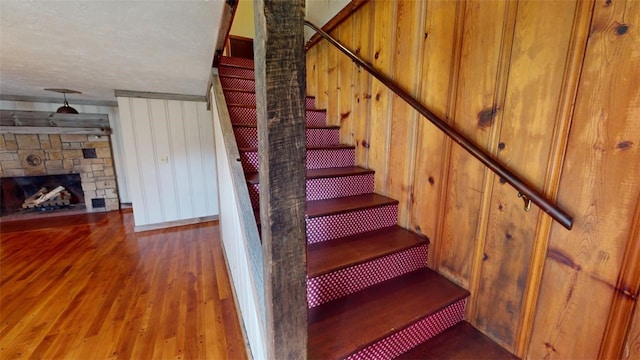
[44,88,82,114]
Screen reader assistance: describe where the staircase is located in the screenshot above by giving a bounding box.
[217,56,516,359]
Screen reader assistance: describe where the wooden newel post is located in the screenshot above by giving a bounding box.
[254,0,307,358]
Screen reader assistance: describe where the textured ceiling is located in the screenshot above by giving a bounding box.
[0,1,223,102]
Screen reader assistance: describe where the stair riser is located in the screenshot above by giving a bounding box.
[224,91,316,108]
[221,77,255,91]
[233,127,340,148]
[247,174,375,208]
[229,107,326,127]
[307,204,398,244]
[346,299,467,360]
[239,148,356,173]
[220,57,254,68]
[219,66,255,79]
[307,245,428,308]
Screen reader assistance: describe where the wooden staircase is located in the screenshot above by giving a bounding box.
[218,56,516,359]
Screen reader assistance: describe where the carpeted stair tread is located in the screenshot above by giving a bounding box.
[395,321,519,360]
[307,225,428,278]
[219,56,254,69]
[307,193,398,218]
[308,268,469,360]
[245,166,374,184]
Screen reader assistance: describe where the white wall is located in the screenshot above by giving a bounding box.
[0,100,130,203]
[116,97,218,228]
[304,0,351,40]
[230,0,255,39]
[210,80,266,360]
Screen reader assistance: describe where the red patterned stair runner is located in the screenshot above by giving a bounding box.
[218,56,470,359]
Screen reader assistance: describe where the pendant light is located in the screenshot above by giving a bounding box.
[44,88,81,114]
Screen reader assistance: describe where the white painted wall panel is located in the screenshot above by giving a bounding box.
[116,97,218,229]
[211,86,266,360]
[0,100,130,203]
[167,100,192,219]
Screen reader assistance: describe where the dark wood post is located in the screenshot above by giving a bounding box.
[253,0,307,358]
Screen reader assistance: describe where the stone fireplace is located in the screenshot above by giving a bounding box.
[0,133,119,216]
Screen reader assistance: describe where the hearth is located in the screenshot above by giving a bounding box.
[1,174,84,216]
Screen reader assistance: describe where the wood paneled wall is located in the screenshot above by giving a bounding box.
[117,97,218,230]
[306,0,640,358]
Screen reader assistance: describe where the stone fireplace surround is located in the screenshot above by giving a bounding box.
[0,133,119,214]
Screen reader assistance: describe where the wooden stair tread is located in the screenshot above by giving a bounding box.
[245,166,374,184]
[239,145,355,152]
[226,104,324,112]
[307,193,397,218]
[253,193,396,225]
[307,225,428,278]
[396,321,519,360]
[308,268,470,359]
[231,123,339,129]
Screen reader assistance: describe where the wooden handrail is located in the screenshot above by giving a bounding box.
[212,0,240,67]
[304,20,574,230]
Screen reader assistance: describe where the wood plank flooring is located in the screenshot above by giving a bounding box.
[0,210,246,359]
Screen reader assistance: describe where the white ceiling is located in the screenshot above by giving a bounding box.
[0,1,224,102]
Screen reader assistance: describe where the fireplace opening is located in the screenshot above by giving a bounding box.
[0,174,84,217]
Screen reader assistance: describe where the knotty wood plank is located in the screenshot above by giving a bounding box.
[515,1,593,356]
[336,19,355,144]
[386,0,424,229]
[472,0,579,351]
[0,211,245,359]
[307,225,428,278]
[397,321,518,360]
[316,41,329,110]
[253,0,307,358]
[306,45,319,99]
[326,29,340,127]
[627,305,640,360]
[306,193,397,218]
[351,2,373,168]
[529,0,640,358]
[308,268,469,360]
[599,195,640,358]
[368,0,396,196]
[411,0,460,245]
[437,0,508,289]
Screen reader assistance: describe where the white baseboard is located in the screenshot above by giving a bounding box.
[134,215,219,232]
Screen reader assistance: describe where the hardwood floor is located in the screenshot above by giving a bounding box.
[0,210,247,359]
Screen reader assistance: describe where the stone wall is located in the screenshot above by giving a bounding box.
[0,133,119,212]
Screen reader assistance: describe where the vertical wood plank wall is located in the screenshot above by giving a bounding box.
[0,100,130,203]
[305,0,640,357]
[117,98,218,228]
